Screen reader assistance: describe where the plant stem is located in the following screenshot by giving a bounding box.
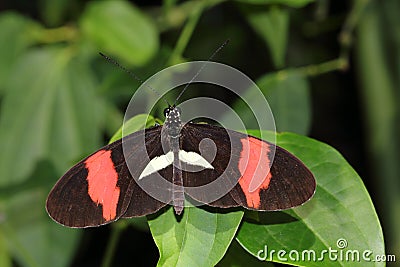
[339,0,370,64]
[37,26,78,44]
[101,222,127,267]
[167,0,226,65]
[277,0,370,78]
[292,58,348,77]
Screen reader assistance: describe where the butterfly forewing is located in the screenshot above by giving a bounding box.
[179,123,315,211]
[46,126,167,227]
[121,131,173,218]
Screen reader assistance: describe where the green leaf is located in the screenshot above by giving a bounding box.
[0,160,80,267]
[0,230,12,267]
[235,0,314,8]
[0,12,42,92]
[225,71,311,135]
[80,1,159,66]
[148,207,243,267]
[0,188,80,267]
[258,72,311,134]
[236,132,384,266]
[0,48,102,186]
[219,240,275,267]
[242,6,289,68]
[109,114,156,143]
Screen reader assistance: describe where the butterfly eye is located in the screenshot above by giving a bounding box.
[163,107,170,117]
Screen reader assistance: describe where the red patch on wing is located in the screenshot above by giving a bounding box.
[85,150,120,221]
[238,137,272,208]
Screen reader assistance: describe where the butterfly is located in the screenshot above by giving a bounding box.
[46,103,315,228]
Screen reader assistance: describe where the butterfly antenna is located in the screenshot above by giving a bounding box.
[99,52,170,106]
[173,39,230,105]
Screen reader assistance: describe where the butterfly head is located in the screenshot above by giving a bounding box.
[164,105,181,121]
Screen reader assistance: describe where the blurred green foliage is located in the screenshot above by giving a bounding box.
[0,0,397,266]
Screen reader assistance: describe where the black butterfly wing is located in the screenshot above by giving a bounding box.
[121,129,173,219]
[46,126,169,228]
[181,123,316,211]
[180,123,242,208]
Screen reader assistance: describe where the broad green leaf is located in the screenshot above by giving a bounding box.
[258,72,311,134]
[218,240,275,267]
[225,71,311,135]
[236,132,384,266]
[242,6,289,68]
[0,12,42,92]
[0,187,80,267]
[109,114,156,143]
[0,48,102,186]
[235,0,314,8]
[148,207,243,267]
[80,1,159,66]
